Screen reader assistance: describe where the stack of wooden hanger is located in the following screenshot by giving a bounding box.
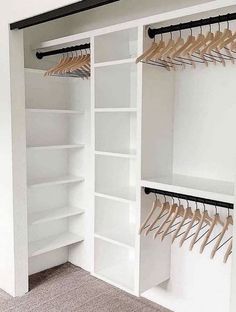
[136,22,236,70]
[140,195,233,263]
[45,48,90,79]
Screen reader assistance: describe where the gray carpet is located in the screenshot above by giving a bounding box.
[0,263,172,312]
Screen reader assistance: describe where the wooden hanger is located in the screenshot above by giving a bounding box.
[145,200,170,236]
[224,239,233,263]
[172,33,195,59]
[200,207,224,254]
[172,204,193,243]
[153,201,178,239]
[136,41,157,64]
[179,205,205,247]
[158,33,175,60]
[189,207,212,251]
[45,54,68,76]
[69,52,90,78]
[161,202,185,241]
[145,37,165,62]
[139,196,161,234]
[211,214,233,259]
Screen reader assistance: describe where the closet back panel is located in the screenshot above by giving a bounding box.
[94,28,138,63]
[25,70,89,110]
[173,65,236,182]
[95,63,137,108]
[95,112,137,154]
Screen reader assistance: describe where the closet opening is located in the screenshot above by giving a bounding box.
[8,1,236,311]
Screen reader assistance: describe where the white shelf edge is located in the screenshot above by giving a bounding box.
[92,273,135,295]
[94,233,134,250]
[29,207,84,225]
[95,192,136,204]
[27,144,85,150]
[94,58,136,68]
[28,176,85,188]
[141,177,235,204]
[29,232,83,257]
[26,108,84,114]
[95,150,136,159]
[94,108,137,113]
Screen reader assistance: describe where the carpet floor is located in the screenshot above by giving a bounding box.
[0,263,172,312]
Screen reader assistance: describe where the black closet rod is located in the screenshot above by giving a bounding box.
[148,12,236,39]
[144,187,234,210]
[36,43,90,60]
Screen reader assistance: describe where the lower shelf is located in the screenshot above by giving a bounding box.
[29,232,83,257]
[94,261,135,293]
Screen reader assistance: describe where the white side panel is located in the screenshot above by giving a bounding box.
[141,64,175,180]
[10,30,28,296]
[139,190,171,294]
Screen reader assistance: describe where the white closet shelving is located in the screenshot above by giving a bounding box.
[92,28,139,293]
[25,65,91,274]
[19,1,236,311]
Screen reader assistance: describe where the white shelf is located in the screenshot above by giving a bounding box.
[26,108,84,114]
[94,232,134,249]
[94,261,135,293]
[141,174,235,204]
[28,175,84,188]
[95,188,136,204]
[29,207,84,225]
[94,58,136,68]
[95,150,136,159]
[29,232,83,257]
[95,108,137,113]
[27,144,85,150]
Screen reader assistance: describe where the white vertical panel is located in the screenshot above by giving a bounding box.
[10,29,28,296]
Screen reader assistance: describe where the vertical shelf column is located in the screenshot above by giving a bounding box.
[92,28,139,294]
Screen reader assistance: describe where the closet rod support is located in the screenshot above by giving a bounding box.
[36,43,90,59]
[148,13,236,38]
[144,187,234,209]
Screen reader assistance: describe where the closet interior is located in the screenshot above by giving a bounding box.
[21,1,236,311]
[25,41,91,274]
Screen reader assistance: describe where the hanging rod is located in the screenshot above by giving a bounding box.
[144,187,234,209]
[36,43,90,59]
[148,12,236,39]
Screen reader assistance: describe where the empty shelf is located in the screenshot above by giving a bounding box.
[27,144,85,150]
[141,174,235,204]
[94,58,136,68]
[26,108,84,114]
[29,207,84,225]
[95,108,137,113]
[95,150,136,159]
[94,232,134,249]
[28,175,84,188]
[95,188,136,204]
[29,232,83,257]
[94,261,135,293]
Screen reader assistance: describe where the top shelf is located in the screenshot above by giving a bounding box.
[141,174,235,204]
